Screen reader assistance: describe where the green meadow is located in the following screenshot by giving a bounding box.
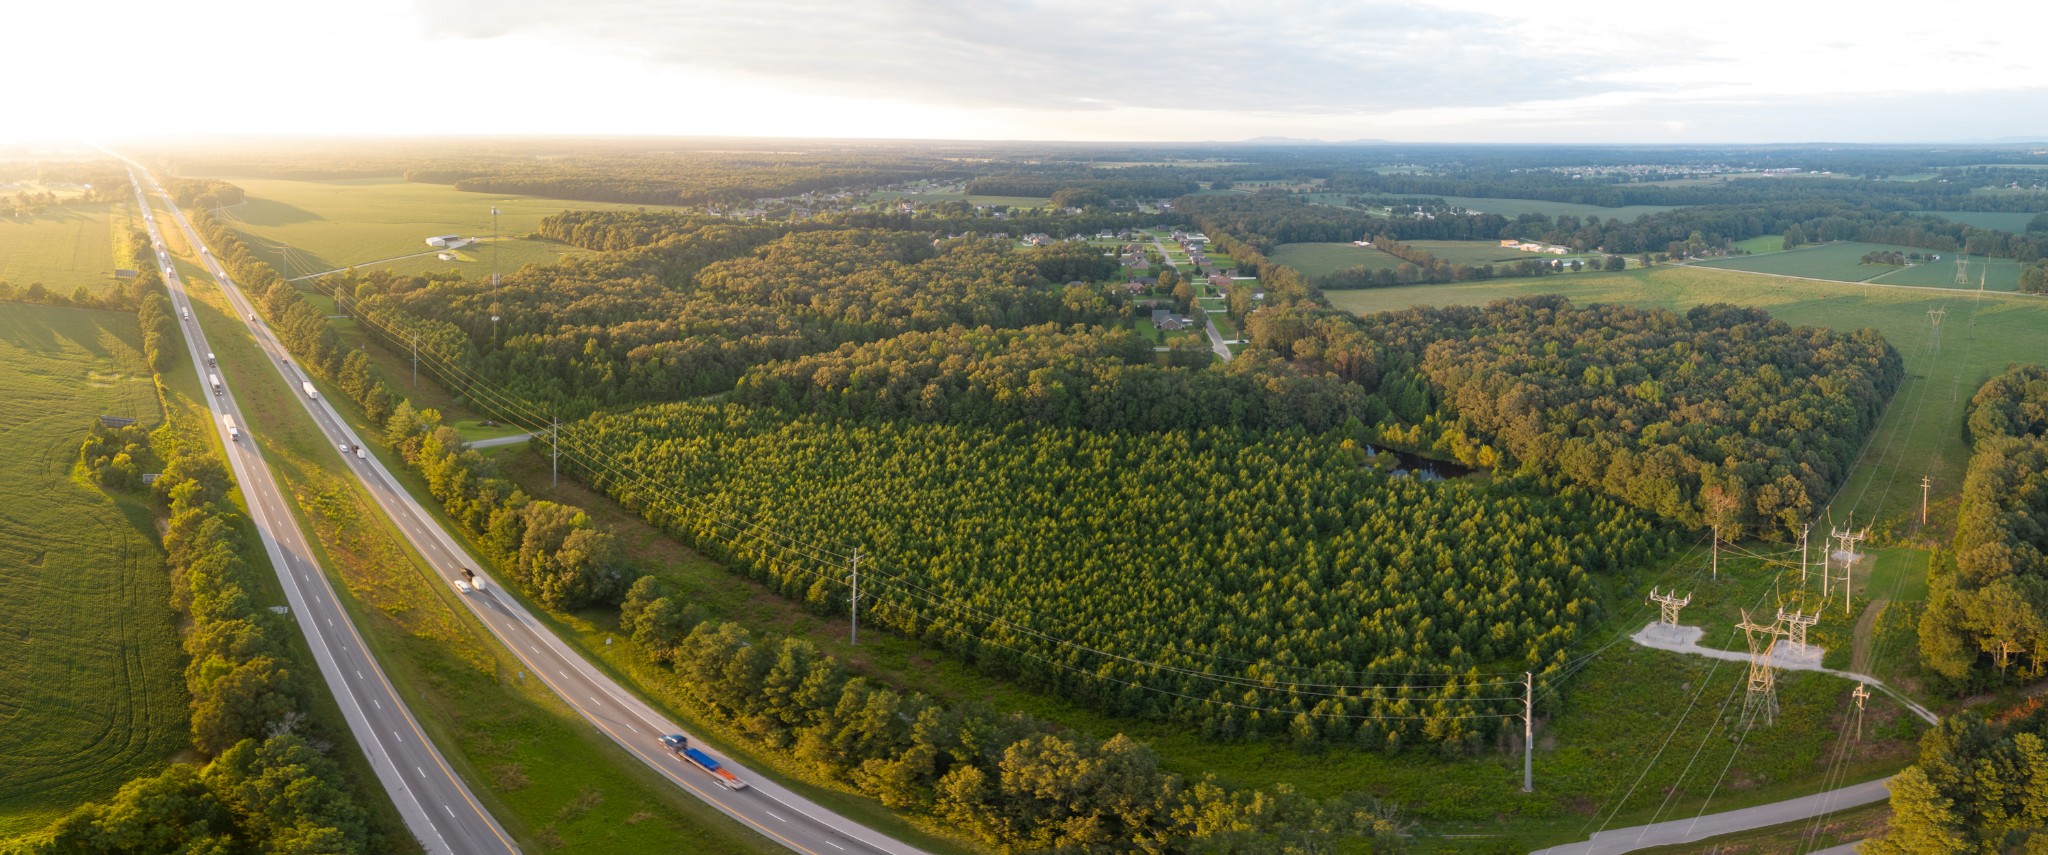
[199,176,670,281]
[0,303,187,836]
[0,201,131,293]
[1694,241,2023,291]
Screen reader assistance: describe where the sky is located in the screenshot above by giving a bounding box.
[13,0,2048,145]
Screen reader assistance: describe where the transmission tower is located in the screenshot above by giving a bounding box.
[1799,523,1812,587]
[1955,254,1970,286]
[1778,607,1819,652]
[1738,610,1790,728]
[1851,682,1870,742]
[1825,523,1868,614]
[1922,475,1933,527]
[1928,306,1946,353]
[1648,588,1692,626]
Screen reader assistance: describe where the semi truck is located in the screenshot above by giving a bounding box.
[658,735,747,790]
[301,381,318,400]
[206,352,216,367]
[223,414,239,442]
[209,373,223,396]
[460,568,486,593]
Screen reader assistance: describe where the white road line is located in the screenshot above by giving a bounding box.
[765,810,786,823]
[825,842,845,851]
[417,766,426,778]
[356,670,364,679]
[374,699,382,709]
[443,805,455,818]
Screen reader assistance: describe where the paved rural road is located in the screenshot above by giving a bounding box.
[133,162,924,855]
[1530,778,1890,855]
[125,170,517,855]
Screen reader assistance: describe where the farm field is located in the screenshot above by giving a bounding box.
[864,190,1051,208]
[1733,234,1784,254]
[199,175,668,280]
[1693,240,2022,291]
[0,303,186,837]
[1269,241,1406,276]
[1911,210,2038,232]
[1328,264,2048,538]
[1407,239,1606,267]
[0,201,129,293]
[1435,195,1677,220]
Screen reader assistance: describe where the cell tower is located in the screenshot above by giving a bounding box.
[1777,607,1819,652]
[1825,523,1869,614]
[1738,610,1790,728]
[1851,682,1870,741]
[1648,587,1692,626]
[1928,306,1946,353]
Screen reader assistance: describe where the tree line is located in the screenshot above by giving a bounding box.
[1921,365,2048,686]
[26,400,378,852]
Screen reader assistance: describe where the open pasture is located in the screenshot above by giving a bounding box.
[0,303,185,836]
[1269,241,1406,277]
[202,175,667,279]
[1694,240,2021,291]
[1435,195,1676,220]
[0,201,127,293]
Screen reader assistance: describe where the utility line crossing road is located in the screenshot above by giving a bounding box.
[126,170,515,855]
[132,162,924,855]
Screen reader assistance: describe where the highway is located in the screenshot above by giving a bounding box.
[129,164,926,855]
[124,170,516,855]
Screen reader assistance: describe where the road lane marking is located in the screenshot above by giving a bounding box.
[825,842,844,851]
[443,805,455,818]
[356,670,364,679]
[765,810,786,823]
[374,699,382,709]
[417,766,426,778]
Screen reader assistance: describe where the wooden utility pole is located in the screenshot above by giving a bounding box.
[550,417,560,488]
[1852,682,1870,741]
[411,334,418,388]
[1522,671,1534,793]
[848,548,862,646]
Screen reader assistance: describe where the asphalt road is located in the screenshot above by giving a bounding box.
[1529,777,1890,855]
[133,165,926,855]
[125,170,517,855]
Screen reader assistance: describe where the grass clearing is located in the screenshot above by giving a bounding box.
[1910,210,2038,232]
[1694,241,2022,291]
[1733,235,1784,254]
[0,303,187,837]
[1270,241,1407,277]
[1435,195,1677,220]
[197,175,668,281]
[0,201,128,293]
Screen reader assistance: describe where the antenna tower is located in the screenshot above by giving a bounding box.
[1738,610,1791,728]
[1648,587,1692,626]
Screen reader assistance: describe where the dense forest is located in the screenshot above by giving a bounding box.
[338,226,1131,415]
[1251,298,1902,538]
[1922,365,2048,685]
[1867,706,2048,853]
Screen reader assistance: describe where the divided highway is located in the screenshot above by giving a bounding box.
[125,170,515,855]
[129,163,926,855]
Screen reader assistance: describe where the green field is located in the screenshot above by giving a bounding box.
[0,303,187,836]
[200,176,667,281]
[0,201,129,293]
[1733,234,1784,254]
[1269,241,1407,277]
[1693,241,2022,291]
[1408,239,1607,267]
[1437,195,1677,220]
[865,190,1051,208]
[1911,210,2039,232]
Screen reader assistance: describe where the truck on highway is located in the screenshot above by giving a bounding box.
[223,414,239,442]
[460,568,486,593]
[181,306,190,321]
[206,352,216,367]
[209,373,223,396]
[301,381,319,400]
[659,735,748,790]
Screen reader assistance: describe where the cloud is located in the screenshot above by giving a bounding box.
[409,0,1646,115]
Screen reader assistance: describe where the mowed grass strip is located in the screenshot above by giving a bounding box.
[199,175,671,280]
[0,202,125,293]
[0,303,187,836]
[1693,240,2023,290]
